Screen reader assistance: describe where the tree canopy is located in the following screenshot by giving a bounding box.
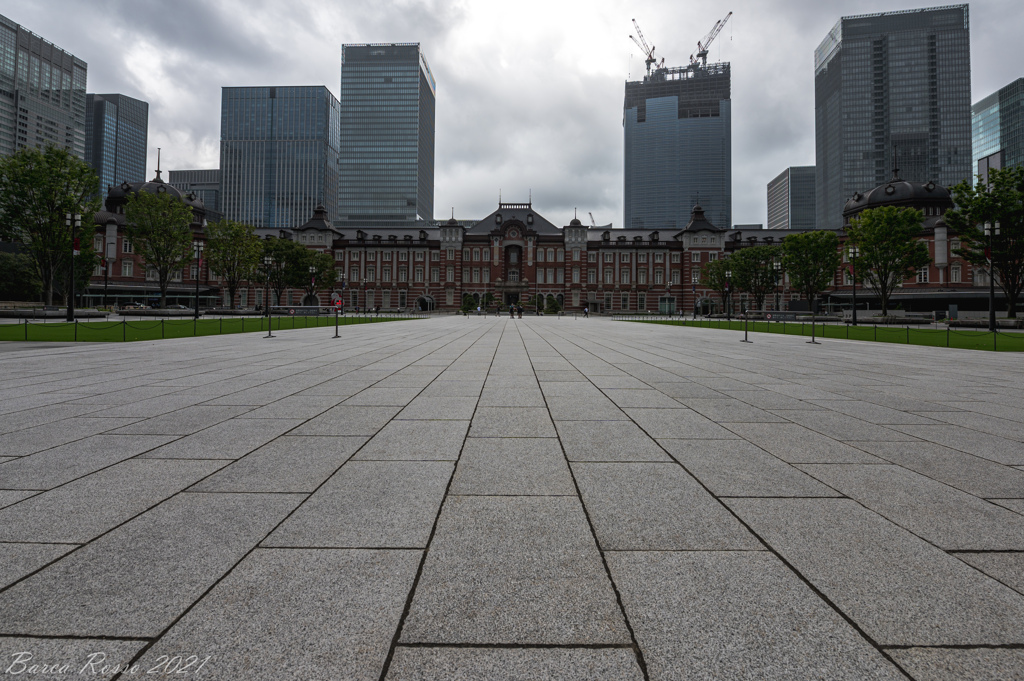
[260,237,309,306]
[944,166,1024,318]
[729,245,783,311]
[781,230,841,313]
[124,190,194,309]
[700,258,730,313]
[205,219,261,309]
[846,206,931,316]
[0,146,100,304]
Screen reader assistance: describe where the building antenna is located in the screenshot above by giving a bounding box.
[892,144,900,180]
[156,147,161,180]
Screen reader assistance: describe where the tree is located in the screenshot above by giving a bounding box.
[301,251,337,305]
[729,245,783,311]
[944,166,1024,318]
[544,294,562,314]
[124,191,194,309]
[205,219,261,309]
[261,237,309,307]
[700,258,730,314]
[781,230,841,316]
[460,293,475,313]
[846,206,931,316]
[0,251,42,302]
[0,146,100,304]
[53,248,99,307]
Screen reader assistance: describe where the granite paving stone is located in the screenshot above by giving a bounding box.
[546,397,629,421]
[573,462,760,550]
[624,407,738,439]
[478,386,546,407]
[135,549,421,681]
[109,405,254,435]
[601,389,682,408]
[139,418,301,459]
[0,542,75,589]
[608,551,904,680]
[555,420,672,462]
[399,396,478,420]
[663,439,840,497]
[0,459,228,543]
[724,422,886,463]
[850,441,1024,498]
[996,499,1024,514]
[0,490,37,509]
[385,647,644,681]
[264,461,453,548]
[469,407,556,437]
[342,387,424,406]
[401,495,630,645]
[190,435,365,493]
[0,434,177,489]
[773,409,916,441]
[355,420,469,460]
[237,395,345,419]
[291,405,402,436]
[956,552,1024,595]
[0,492,304,637]
[891,424,1024,465]
[797,464,1024,550]
[0,417,144,456]
[726,497,1024,645]
[887,648,1024,681]
[450,438,575,495]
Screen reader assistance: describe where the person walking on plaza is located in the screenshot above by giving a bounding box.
[583,306,589,318]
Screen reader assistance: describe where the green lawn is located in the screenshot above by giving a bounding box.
[0,315,415,343]
[628,318,1024,352]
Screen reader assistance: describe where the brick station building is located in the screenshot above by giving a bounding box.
[86,181,1002,316]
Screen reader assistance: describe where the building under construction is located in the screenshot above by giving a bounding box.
[624,18,732,231]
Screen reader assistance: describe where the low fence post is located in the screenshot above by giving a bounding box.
[24,318,27,341]
[946,327,949,347]
[122,320,126,342]
[162,318,165,339]
[994,330,998,352]
[906,326,910,344]
[74,320,78,342]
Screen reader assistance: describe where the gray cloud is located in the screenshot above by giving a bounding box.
[4,0,1022,228]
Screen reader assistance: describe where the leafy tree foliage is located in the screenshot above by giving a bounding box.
[204,219,261,309]
[0,251,42,302]
[260,237,309,306]
[729,245,783,311]
[124,191,194,309]
[944,166,1024,318]
[300,251,337,305]
[544,294,562,314]
[846,206,931,316]
[781,230,841,315]
[700,258,730,313]
[0,146,100,304]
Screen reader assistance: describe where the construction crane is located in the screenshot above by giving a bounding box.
[588,212,597,227]
[629,19,664,78]
[690,11,732,67]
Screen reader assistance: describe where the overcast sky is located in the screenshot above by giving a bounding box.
[5,0,1022,227]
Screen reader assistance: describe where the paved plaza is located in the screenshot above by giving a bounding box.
[1,317,1023,680]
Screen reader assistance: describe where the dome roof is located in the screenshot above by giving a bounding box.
[569,217,583,226]
[843,173,951,216]
[447,216,460,226]
[98,170,206,225]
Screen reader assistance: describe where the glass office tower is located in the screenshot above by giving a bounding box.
[624,62,731,230]
[85,93,148,193]
[219,86,340,235]
[168,169,221,220]
[0,13,87,159]
[972,78,1024,186]
[767,166,816,230]
[814,5,972,229]
[339,43,435,223]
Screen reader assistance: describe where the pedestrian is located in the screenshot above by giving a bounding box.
[583,306,589,318]
[517,304,523,319]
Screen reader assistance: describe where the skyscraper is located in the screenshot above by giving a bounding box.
[814,5,972,229]
[972,77,1024,186]
[0,13,87,159]
[85,93,148,194]
[219,86,340,236]
[767,166,816,230]
[338,43,435,223]
[623,61,731,230]
[168,169,222,220]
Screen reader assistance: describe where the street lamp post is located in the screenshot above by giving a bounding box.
[849,246,860,326]
[309,265,316,308]
[725,269,732,322]
[773,260,782,315]
[362,278,367,313]
[192,240,204,320]
[263,255,274,338]
[985,221,1000,332]
[65,212,81,322]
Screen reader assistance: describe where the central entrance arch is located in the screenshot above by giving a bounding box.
[416,295,435,311]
